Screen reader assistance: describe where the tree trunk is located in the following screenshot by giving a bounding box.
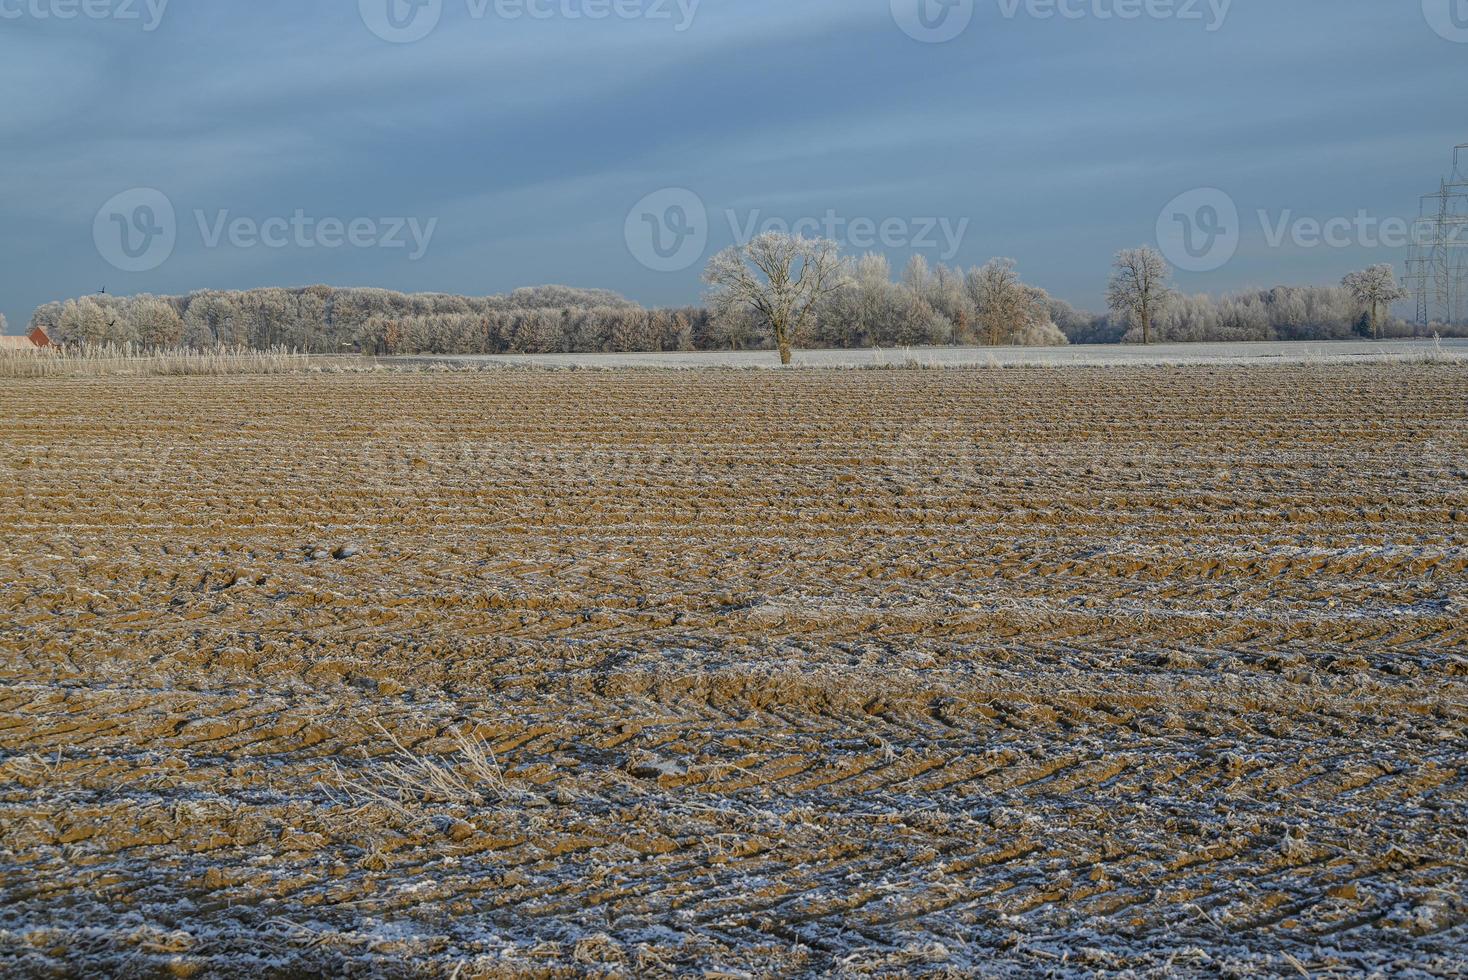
[1371,302,1380,340]
[1142,309,1151,345]
[774,318,793,366]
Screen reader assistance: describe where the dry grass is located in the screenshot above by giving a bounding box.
[0,343,357,378]
[333,722,514,818]
[0,365,1463,976]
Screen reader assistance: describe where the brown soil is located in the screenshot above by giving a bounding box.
[1,365,1464,976]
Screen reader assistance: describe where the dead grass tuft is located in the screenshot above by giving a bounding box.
[332,722,515,818]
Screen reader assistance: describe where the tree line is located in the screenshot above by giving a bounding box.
[27,244,1454,355]
[1101,249,1425,344]
[27,285,704,355]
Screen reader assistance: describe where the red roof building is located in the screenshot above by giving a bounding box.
[0,327,58,352]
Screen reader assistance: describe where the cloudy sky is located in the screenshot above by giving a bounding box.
[1,0,1465,331]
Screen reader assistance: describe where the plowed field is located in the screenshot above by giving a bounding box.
[1,365,1465,977]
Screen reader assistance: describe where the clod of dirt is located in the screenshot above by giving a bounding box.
[1327,654,1371,675]
[988,806,1030,830]
[429,814,477,841]
[1217,751,1248,774]
[627,756,685,780]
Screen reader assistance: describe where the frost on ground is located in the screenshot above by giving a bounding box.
[0,365,1464,977]
[382,337,1468,371]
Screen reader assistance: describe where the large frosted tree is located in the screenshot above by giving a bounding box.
[1107,247,1172,345]
[1341,265,1407,340]
[703,233,848,366]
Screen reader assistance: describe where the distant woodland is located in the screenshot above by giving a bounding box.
[29,256,1455,355]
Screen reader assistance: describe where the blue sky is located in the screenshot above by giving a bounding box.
[1,0,1465,331]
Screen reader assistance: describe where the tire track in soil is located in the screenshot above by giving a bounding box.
[0,365,1465,976]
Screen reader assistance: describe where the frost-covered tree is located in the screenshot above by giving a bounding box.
[709,304,768,352]
[182,293,241,347]
[901,255,933,296]
[1043,294,1111,344]
[607,308,653,353]
[968,259,1028,346]
[670,311,695,352]
[1341,265,1408,340]
[828,253,896,348]
[900,257,964,343]
[28,302,64,341]
[704,233,848,366]
[1107,247,1172,345]
[886,287,946,347]
[510,309,563,354]
[238,288,293,348]
[128,297,185,347]
[562,308,606,353]
[963,260,1064,346]
[56,297,117,346]
[929,264,969,341]
[1012,287,1070,346]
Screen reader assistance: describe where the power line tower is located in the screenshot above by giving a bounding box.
[1407,144,1468,329]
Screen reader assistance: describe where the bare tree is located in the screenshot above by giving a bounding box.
[703,233,848,366]
[1107,247,1172,345]
[1341,265,1408,340]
